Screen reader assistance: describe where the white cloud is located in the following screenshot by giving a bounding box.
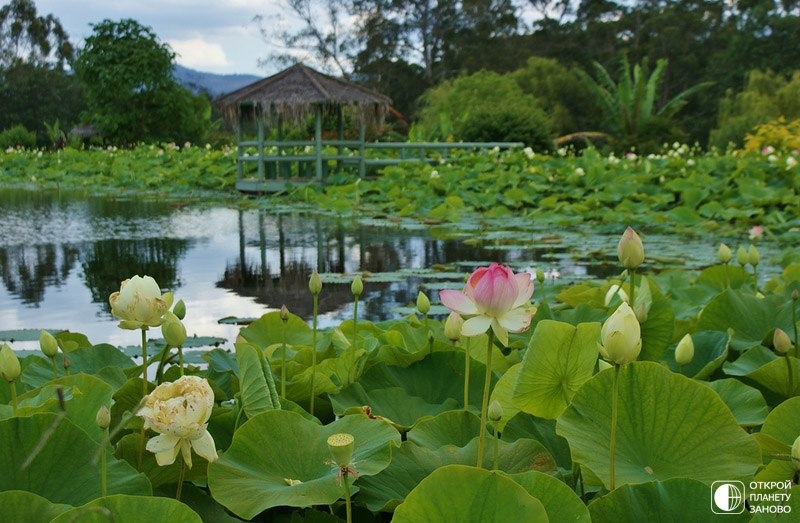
[169,38,230,69]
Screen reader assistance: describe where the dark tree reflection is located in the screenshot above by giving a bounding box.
[0,244,79,305]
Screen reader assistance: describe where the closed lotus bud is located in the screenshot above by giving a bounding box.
[674,333,695,365]
[747,245,760,267]
[309,271,323,296]
[351,275,363,298]
[793,290,800,301]
[599,302,642,365]
[793,435,800,471]
[535,268,545,283]
[327,432,355,467]
[617,227,645,270]
[39,330,59,358]
[0,344,21,382]
[444,312,463,341]
[717,243,732,264]
[172,299,186,320]
[63,356,70,370]
[488,399,503,422]
[736,246,748,266]
[280,304,290,322]
[416,291,430,315]
[774,328,794,355]
[96,405,111,429]
[161,312,187,347]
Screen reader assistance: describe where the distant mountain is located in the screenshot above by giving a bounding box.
[173,64,262,98]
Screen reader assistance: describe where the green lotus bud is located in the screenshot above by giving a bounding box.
[351,275,363,298]
[617,227,644,270]
[793,290,800,301]
[792,435,800,471]
[599,302,642,365]
[309,271,323,296]
[488,399,503,422]
[674,333,694,366]
[717,243,732,264]
[0,344,21,382]
[172,299,186,320]
[747,244,760,267]
[39,330,59,358]
[535,268,545,283]
[416,291,430,315]
[736,246,748,266]
[444,312,463,341]
[327,433,355,467]
[280,304,290,322]
[774,328,794,355]
[161,311,187,347]
[96,405,111,429]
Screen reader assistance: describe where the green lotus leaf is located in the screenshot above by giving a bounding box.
[662,330,729,379]
[0,490,71,522]
[49,494,201,523]
[0,414,151,505]
[702,378,768,427]
[724,345,800,397]
[235,341,280,417]
[512,320,599,419]
[556,362,761,489]
[392,464,548,522]
[588,478,750,522]
[237,310,313,348]
[21,345,135,389]
[207,409,401,519]
[508,470,591,523]
[501,412,573,472]
[329,352,491,429]
[356,436,555,512]
[487,363,521,433]
[406,410,485,448]
[753,397,800,485]
[637,276,675,362]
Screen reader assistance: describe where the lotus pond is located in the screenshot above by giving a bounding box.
[0,145,799,522]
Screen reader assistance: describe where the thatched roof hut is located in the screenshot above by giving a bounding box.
[216,62,391,126]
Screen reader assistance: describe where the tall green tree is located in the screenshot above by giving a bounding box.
[0,0,74,68]
[74,19,213,145]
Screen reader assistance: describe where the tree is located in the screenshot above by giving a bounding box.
[577,55,712,152]
[74,19,213,145]
[0,0,74,68]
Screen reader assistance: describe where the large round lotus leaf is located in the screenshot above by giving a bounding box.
[556,362,761,489]
[508,470,591,523]
[356,437,555,512]
[0,490,71,522]
[237,310,313,347]
[0,414,151,505]
[329,352,491,429]
[207,410,401,520]
[21,344,135,389]
[487,362,521,433]
[702,378,767,427]
[512,320,599,419]
[392,464,548,522]
[588,478,750,522]
[406,410,485,448]
[697,289,792,351]
[724,345,800,397]
[636,276,675,362]
[50,494,201,523]
[753,397,800,484]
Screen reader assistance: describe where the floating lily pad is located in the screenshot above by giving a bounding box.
[50,494,202,523]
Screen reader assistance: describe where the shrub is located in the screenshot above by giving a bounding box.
[0,125,37,149]
[457,104,553,152]
[744,117,800,153]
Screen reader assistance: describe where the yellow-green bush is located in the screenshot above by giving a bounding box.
[744,117,800,152]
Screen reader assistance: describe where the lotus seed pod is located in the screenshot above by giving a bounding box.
[717,243,732,264]
[172,299,186,320]
[39,330,59,358]
[416,291,430,315]
[747,245,760,267]
[674,334,695,366]
[736,246,748,266]
[351,275,363,297]
[617,227,645,270]
[488,399,503,422]
[309,271,323,295]
[96,405,111,429]
[792,435,800,471]
[0,344,21,382]
[444,312,463,341]
[280,304,290,322]
[774,328,794,355]
[327,433,355,467]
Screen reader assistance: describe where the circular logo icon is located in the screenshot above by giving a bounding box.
[713,482,744,513]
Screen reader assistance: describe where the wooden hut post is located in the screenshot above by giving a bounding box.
[236,104,244,181]
[358,119,366,179]
[256,104,265,181]
[314,104,323,182]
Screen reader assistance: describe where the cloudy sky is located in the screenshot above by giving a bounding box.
[35,0,293,76]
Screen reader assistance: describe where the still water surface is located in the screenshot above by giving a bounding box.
[0,188,771,350]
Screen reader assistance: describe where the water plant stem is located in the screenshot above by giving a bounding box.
[310,293,318,417]
[609,363,621,490]
[281,327,287,399]
[463,338,470,410]
[343,470,353,523]
[140,327,148,398]
[176,456,186,501]
[477,330,494,468]
[493,427,500,470]
[350,296,359,384]
[786,355,795,397]
[178,346,184,376]
[50,356,58,380]
[629,269,636,309]
[10,381,18,416]
[100,427,108,497]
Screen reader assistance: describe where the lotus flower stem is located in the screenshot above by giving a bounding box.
[477,330,494,468]
[463,338,470,411]
[100,427,108,497]
[493,427,500,470]
[628,269,636,309]
[178,346,184,376]
[175,455,186,501]
[9,381,18,416]
[343,471,353,523]
[350,296,359,384]
[609,363,621,490]
[786,355,794,397]
[310,292,319,417]
[140,327,148,398]
[281,327,287,400]
[50,357,59,380]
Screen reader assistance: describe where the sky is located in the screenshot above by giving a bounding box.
[35,0,293,76]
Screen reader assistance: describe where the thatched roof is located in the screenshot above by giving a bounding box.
[216,63,392,125]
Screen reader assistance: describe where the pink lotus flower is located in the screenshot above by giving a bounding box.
[439,263,534,345]
[749,225,763,241]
